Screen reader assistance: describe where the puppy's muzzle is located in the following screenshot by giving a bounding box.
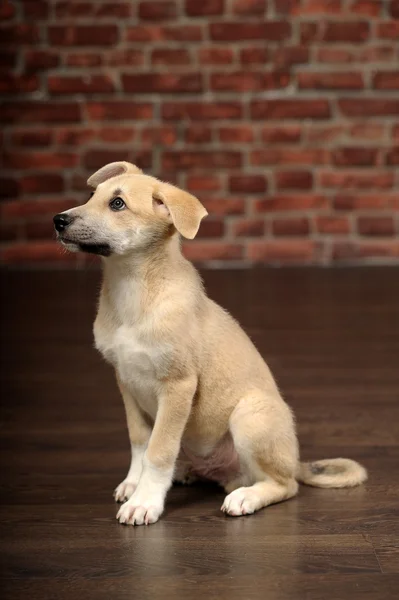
[53,213,74,233]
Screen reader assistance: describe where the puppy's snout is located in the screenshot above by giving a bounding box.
[53,213,73,233]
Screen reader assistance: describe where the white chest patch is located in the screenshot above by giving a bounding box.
[95,324,169,420]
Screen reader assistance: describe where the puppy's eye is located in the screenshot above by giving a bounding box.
[89,191,94,199]
[110,197,125,211]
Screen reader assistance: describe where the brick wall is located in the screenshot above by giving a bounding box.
[1,0,398,267]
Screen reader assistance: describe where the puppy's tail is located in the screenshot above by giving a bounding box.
[297,458,367,488]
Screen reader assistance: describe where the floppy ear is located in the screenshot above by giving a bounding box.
[87,161,142,188]
[153,182,208,240]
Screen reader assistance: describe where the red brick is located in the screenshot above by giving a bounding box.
[183,242,243,262]
[275,171,313,190]
[98,128,135,143]
[202,198,245,215]
[56,2,131,17]
[334,194,396,210]
[332,241,399,261]
[302,21,370,42]
[84,150,152,170]
[393,125,399,142]
[25,50,59,70]
[48,25,119,46]
[316,216,350,234]
[11,130,52,146]
[56,128,95,145]
[274,0,301,14]
[251,99,330,120]
[0,0,15,19]
[199,48,234,65]
[185,125,212,144]
[377,22,399,39]
[251,148,328,166]
[349,1,382,16]
[87,102,153,121]
[332,147,379,167]
[373,72,399,90]
[211,71,289,92]
[240,48,269,64]
[162,151,241,170]
[234,219,265,237]
[127,25,203,41]
[306,125,344,143]
[320,171,394,189]
[248,241,317,263]
[141,126,177,145]
[386,147,399,165]
[350,123,385,140]
[339,99,399,117]
[139,1,177,20]
[186,0,224,15]
[21,0,49,17]
[232,0,267,14]
[196,219,225,238]
[3,99,73,127]
[152,49,191,65]
[0,24,38,44]
[291,0,342,14]
[66,53,103,67]
[0,74,39,94]
[210,22,291,41]
[122,73,202,93]
[106,51,144,67]
[162,102,242,120]
[4,152,78,170]
[358,217,395,236]
[20,175,64,194]
[0,178,19,198]
[219,126,254,143]
[0,223,19,243]
[316,48,353,63]
[0,198,78,219]
[229,175,267,193]
[0,242,78,265]
[25,220,57,241]
[0,50,17,69]
[261,126,302,143]
[186,176,221,192]
[391,0,399,17]
[49,75,114,95]
[358,46,395,62]
[298,72,363,90]
[273,46,309,68]
[256,195,328,212]
[272,218,310,236]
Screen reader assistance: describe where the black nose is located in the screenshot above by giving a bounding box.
[53,213,73,232]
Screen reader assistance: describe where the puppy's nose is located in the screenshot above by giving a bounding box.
[53,213,73,232]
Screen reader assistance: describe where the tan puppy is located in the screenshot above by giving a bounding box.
[54,161,367,526]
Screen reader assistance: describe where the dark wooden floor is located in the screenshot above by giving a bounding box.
[1,268,398,599]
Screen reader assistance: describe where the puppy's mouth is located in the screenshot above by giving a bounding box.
[59,236,112,257]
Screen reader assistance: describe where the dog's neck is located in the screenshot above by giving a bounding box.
[100,234,190,323]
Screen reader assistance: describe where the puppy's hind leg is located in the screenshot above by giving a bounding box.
[222,391,299,517]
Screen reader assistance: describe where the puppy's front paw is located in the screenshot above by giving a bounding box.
[116,494,164,526]
[114,480,138,503]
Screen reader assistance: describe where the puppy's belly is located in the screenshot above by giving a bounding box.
[182,434,240,485]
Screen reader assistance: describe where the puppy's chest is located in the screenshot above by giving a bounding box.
[95,323,170,418]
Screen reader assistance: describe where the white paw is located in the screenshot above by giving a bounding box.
[221,487,260,517]
[114,480,138,503]
[116,494,164,526]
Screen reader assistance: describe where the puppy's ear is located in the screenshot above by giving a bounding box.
[87,161,142,188]
[152,183,208,240]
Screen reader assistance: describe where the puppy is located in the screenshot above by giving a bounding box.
[54,161,367,526]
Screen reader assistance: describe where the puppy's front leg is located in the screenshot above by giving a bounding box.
[117,377,196,526]
[114,375,152,503]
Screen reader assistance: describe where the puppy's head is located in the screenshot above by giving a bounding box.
[53,161,208,257]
